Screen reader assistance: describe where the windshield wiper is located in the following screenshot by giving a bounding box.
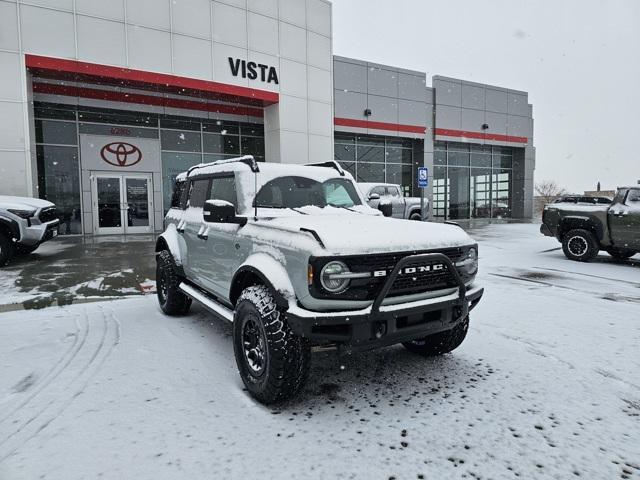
[327,203,361,213]
[289,207,308,215]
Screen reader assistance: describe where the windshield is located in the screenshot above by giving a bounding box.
[253,176,362,209]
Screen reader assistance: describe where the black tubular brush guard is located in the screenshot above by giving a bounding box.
[286,253,483,350]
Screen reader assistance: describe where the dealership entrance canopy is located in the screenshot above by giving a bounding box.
[0,0,534,235]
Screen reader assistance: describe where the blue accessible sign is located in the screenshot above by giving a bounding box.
[417,167,428,188]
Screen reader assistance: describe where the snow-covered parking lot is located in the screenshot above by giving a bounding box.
[0,223,638,480]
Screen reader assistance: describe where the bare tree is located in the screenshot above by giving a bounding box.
[535,180,567,206]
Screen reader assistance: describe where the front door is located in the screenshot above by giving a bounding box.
[92,173,154,235]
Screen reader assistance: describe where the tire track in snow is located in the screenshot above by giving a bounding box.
[0,306,121,462]
[0,314,87,427]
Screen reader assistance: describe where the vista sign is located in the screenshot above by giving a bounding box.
[228,57,279,84]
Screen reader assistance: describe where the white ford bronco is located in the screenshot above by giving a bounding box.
[156,156,483,404]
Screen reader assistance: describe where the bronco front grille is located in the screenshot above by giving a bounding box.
[38,207,58,223]
[309,248,468,301]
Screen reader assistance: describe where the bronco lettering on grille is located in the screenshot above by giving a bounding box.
[373,264,446,278]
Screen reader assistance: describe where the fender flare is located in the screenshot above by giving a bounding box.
[558,215,603,241]
[230,253,295,309]
[155,224,185,273]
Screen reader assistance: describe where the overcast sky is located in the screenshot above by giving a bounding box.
[331,0,640,193]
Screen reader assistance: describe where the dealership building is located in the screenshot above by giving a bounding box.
[0,0,534,236]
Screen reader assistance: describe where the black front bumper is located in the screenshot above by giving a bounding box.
[540,223,554,237]
[42,221,60,242]
[286,253,484,351]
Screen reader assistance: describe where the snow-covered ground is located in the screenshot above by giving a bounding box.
[0,224,638,480]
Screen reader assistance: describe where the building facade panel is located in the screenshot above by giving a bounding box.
[0,0,534,235]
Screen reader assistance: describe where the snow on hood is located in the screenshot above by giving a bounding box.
[255,210,475,255]
[0,195,54,210]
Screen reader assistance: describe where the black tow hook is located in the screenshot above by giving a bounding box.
[374,321,387,339]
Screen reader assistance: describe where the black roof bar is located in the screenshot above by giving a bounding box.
[187,155,260,176]
[305,160,345,176]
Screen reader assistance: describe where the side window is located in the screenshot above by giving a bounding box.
[187,178,210,208]
[370,186,386,197]
[170,180,186,209]
[209,176,238,209]
[627,190,640,204]
[386,186,400,197]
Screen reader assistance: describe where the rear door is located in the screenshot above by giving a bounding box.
[386,185,405,218]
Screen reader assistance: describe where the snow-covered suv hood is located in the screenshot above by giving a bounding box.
[0,195,54,211]
[259,211,475,255]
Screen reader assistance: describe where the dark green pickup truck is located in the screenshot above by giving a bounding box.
[541,186,640,262]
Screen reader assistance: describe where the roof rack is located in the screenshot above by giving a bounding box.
[305,160,345,176]
[186,155,260,176]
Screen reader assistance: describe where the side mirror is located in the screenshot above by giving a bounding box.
[203,200,247,226]
[368,193,381,201]
[378,201,393,217]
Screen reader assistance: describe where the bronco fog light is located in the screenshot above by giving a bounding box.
[455,247,478,276]
[320,261,350,293]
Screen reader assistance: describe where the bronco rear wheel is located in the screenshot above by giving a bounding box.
[156,250,191,315]
[562,229,599,262]
[402,316,469,356]
[233,285,310,404]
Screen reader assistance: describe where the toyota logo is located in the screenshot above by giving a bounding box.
[100,142,142,167]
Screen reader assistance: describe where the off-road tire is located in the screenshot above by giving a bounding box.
[156,250,191,315]
[409,212,422,221]
[233,285,310,404]
[16,244,40,256]
[402,316,469,356]
[0,232,15,266]
[606,247,636,260]
[562,229,599,262]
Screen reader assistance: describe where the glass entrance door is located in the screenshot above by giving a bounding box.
[92,173,153,235]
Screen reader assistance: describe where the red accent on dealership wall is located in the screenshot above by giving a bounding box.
[334,117,426,134]
[434,128,528,144]
[32,82,264,118]
[25,54,278,107]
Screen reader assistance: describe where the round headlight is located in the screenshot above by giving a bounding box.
[456,247,478,276]
[320,261,350,293]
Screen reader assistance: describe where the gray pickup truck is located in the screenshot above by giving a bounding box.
[0,196,60,266]
[156,157,483,404]
[541,186,640,261]
[358,182,427,220]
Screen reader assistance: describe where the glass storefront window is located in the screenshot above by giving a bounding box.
[431,141,516,220]
[335,143,356,162]
[433,166,447,218]
[203,121,240,135]
[161,152,202,213]
[356,162,385,183]
[35,120,77,145]
[448,166,471,220]
[357,145,385,162]
[241,137,265,157]
[385,164,412,191]
[161,130,202,152]
[386,146,412,164]
[36,145,82,234]
[203,133,240,155]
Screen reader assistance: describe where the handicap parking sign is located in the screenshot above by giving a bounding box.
[418,167,428,188]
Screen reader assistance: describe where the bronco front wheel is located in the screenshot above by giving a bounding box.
[156,250,191,315]
[403,316,469,356]
[233,285,310,404]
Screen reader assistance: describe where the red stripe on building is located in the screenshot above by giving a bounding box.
[334,117,426,134]
[26,54,279,107]
[434,128,528,144]
[32,82,264,118]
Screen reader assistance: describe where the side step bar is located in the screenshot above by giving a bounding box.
[178,282,234,322]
